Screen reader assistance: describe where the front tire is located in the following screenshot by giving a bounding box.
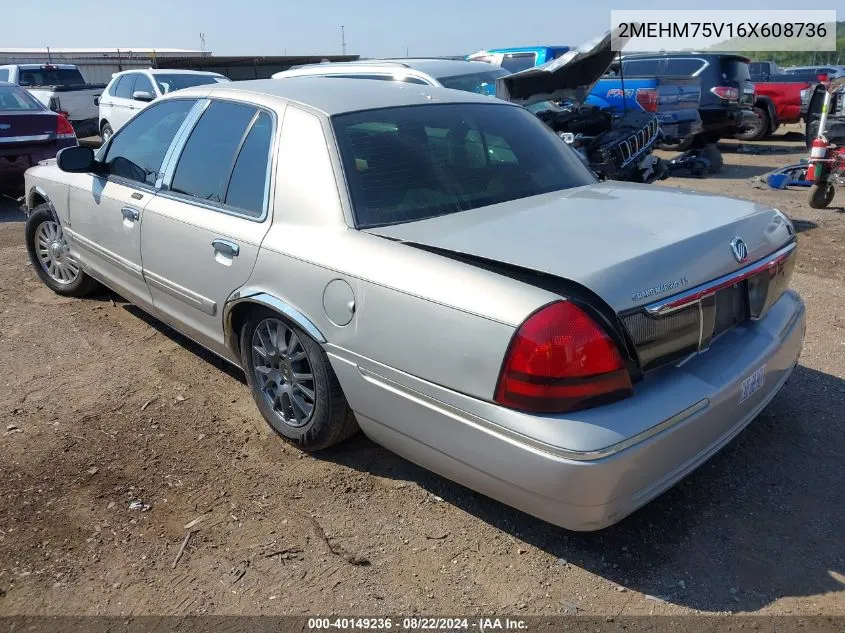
[25,205,99,297]
[808,181,835,209]
[240,308,358,451]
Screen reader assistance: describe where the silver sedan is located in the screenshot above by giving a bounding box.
[22,78,805,531]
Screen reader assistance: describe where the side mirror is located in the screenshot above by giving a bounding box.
[94,96,100,106]
[132,90,154,102]
[57,146,96,173]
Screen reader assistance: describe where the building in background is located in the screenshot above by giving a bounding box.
[0,48,360,83]
[0,48,208,84]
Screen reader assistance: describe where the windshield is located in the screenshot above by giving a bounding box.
[437,69,510,96]
[332,103,595,228]
[18,67,85,87]
[0,85,45,111]
[154,74,227,94]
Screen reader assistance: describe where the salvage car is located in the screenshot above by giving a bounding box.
[23,78,805,531]
[0,81,77,194]
[98,69,230,141]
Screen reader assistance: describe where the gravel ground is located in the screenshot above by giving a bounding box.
[0,127,843,617]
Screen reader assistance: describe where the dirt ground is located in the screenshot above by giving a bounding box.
[0,126,843,617]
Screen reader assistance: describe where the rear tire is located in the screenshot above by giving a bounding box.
[25,205,99,297]
[240,308,359,451]
[101,122,113,143]
[735,107,769,141]
[808,181,835,209]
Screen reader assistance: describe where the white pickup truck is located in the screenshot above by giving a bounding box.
[0,63,105,138]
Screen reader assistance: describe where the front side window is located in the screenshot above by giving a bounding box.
[501,53,537,74]
[103,99,196,185]
[333,103,594,228]
[169,100,272,216]
[133,74,156,98]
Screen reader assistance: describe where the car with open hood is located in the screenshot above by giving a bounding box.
[22,77,804,531]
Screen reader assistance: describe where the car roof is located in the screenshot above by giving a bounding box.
[279,58,499,79]
[475,46,569,54]
[173,76,511,116]
[113,68,224,77]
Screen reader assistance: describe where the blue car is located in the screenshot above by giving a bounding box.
[467,46,570,74]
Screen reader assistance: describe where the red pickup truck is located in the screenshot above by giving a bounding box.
[737,81,814,140]
[739,61,827,140]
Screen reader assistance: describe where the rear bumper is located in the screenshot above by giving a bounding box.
[0,140,76,191]
[659,117,703,144]
[69,117,98,139]
[700,106,757,136]
[330,289,805,531]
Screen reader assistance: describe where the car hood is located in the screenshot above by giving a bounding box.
[364,181,794,313]
[496,25,631,107]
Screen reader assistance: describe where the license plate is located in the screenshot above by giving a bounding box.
[739,365,766,404]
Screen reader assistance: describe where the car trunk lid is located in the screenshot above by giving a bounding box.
[0,111,59,148]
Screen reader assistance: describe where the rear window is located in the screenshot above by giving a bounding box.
[0,69,9,82]
[17,66,85,87]
[154,74,227,94]
[720,58,751,82]
[501,53,537,73]
[332,103,594,228]
[437,69,510,96]
[0,85,45,111]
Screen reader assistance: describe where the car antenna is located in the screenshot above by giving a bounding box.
[618,51,627,114]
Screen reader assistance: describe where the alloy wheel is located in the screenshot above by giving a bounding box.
[251,318,316,429]
[34,220,80,285]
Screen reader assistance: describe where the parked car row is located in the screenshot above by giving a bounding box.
[22,73,804,531]
[0,65,230,193]
[0,81,78,194]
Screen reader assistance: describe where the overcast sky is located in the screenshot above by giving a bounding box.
[3,0,835,58]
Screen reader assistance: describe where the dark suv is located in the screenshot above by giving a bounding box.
[619,53,756,145]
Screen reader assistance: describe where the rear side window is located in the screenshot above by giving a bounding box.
[114,74,136,99]
[501,53,537,73]
[170,100,272,216]
[665,58,706,76]
[224,111,274,216]
[622,59,662,75]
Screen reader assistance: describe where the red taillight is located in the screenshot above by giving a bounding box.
[710,86,739,101]
[635,88,658,112]
[56,115,76,139]
[494,301,633,413]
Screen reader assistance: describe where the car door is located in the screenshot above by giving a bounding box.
[64,98,198,307]
[140,98,278,358]
[110,73,139,132]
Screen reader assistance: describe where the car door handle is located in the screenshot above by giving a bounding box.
[212,239,240,257]
[121,207,140,221]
